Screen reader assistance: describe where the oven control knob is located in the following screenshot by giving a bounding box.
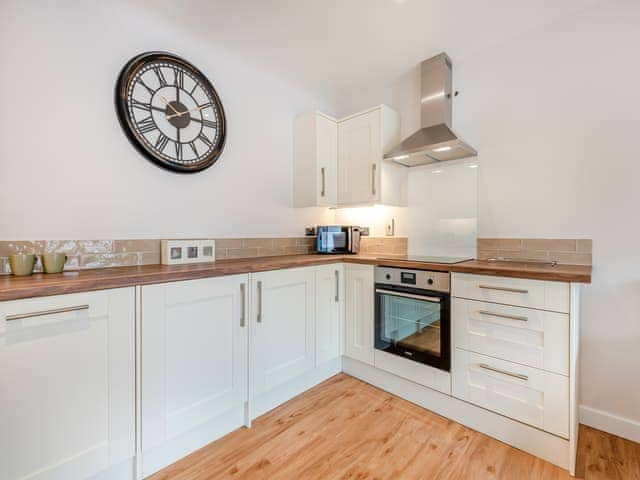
[427,278,434,285]
[386,274,391,280]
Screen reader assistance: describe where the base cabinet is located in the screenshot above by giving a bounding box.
[140,275,249,477]
[0,288,135,480]
[251,267,316,397]
[344,264,374,365]
[315,264,344,365]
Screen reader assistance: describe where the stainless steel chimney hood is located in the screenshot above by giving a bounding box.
[385,53,477,166]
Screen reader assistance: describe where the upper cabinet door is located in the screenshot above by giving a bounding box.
[338,108,382,205]
[141,275,249,477]
[293,112,338,207]
[252,267,315,396]
[0,288,135,480]
[316,114,338,205]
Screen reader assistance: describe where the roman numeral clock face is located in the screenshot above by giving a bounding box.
[115,52,226,172]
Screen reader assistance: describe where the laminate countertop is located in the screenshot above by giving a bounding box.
[0,254,592,302]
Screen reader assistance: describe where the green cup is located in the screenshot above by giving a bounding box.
[41,253,68,274]
[9,254,38,276]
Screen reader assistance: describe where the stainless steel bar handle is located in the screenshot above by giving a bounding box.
[478,285,529,294]
[375,288,440,303]
[256,281,263,323]
[478,310,528,322]
[6,304,89,322]
[371,164,377,195]
[334,270,339,302]
[320,167,326,197]
[240,283,246,327]
[478,363,528,381]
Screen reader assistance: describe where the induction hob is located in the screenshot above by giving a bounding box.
[377,255,473,264]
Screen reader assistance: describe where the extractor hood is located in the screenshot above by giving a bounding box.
[385,53,477,166]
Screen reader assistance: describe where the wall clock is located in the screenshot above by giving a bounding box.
[115,52,226,173]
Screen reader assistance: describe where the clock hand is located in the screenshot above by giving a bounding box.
[160,95,181,116]
[165,104,210,120]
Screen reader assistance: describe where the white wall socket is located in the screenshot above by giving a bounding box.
[161,239,216,265]
[385,218,395,236]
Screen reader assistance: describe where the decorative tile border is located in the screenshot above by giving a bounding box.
[477,238,592,266]
[0,236,408,274]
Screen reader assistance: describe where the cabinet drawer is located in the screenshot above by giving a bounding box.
[452,349,569,438]
[452,298,568,375]
[451,273,569,313]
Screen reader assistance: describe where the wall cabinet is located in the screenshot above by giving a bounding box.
[251,267,316,396]
[293,105,407,207]
[140,275,249,476]
[338,105,406,206]
[315,264,344,365]
[343,263,374,365]
[293,112,338,207]
[0,288,135,480]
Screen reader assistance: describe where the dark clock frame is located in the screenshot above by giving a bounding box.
[115,51,227,173]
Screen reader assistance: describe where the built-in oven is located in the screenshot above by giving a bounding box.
[374,266,451,371]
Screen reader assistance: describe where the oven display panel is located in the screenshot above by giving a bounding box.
[400,272,416,285]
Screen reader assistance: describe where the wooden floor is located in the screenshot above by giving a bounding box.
[150,374,640,480]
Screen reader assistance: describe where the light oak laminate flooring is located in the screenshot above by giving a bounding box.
[150,374,640,480]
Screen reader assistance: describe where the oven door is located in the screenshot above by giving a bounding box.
[374,284,450,371]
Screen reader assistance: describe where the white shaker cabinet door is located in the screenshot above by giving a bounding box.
[141,275,249,476]
[315,264,344,365]
[251,267,316,396]
[338,108,381,205]
[343,263,374,365]
[0,288,135,480]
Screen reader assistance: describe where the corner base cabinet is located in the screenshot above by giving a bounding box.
[140,275,249,477]
[0,288,135,480]
[343,263,374,365]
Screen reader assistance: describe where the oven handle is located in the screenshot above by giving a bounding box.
[375,288,441,303]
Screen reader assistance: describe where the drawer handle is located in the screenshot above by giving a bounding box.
[478,363,528,381]
[5,304,90,322]
[478,310,528,322]
[478,285,529,294]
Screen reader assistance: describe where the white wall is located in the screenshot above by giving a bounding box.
[0,1,334,240]
[334,1,640,439]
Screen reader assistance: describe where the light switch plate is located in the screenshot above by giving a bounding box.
[161,239,216,265]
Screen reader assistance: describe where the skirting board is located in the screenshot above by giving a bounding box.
[343,357,571,471]
[580,405,640,444]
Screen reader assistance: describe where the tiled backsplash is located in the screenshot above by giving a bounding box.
[0,236,408,274]
[477,238,592,266]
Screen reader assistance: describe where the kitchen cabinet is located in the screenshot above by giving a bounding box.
[338,105,406,206]
[251,267,316,396]
[140,275,249,477]
[292,105,406,208]
[293,111,338,207]
[452,349,569,438]
[344,263,374,365]
[0,288,135,480]
[315,263,344,365]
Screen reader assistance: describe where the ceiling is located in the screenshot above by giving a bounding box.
[132,0,602,104]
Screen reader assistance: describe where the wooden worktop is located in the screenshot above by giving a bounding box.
[0,254,591,302]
